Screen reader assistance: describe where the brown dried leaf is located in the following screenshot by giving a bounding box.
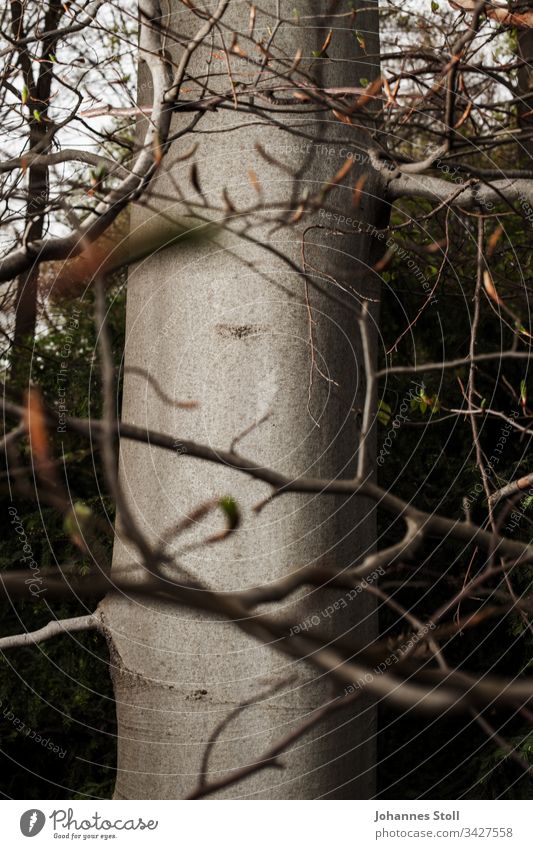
[152,132,163,167]
[293,90,311,102]
[248,5,256,36]
[24,389,49,469]
[354,75,384,111]
[290,203,305,223]
[332,109,354,125]
[320,29,333,55]
[424,239,447,254]
[291,48,303,71]
[453,99,473,129]
[230,35,247,58]
[483,270,504,306]
[24,388,58,492]
[487,225,503,258]
[352,174,367,208]
[330,157,354,186]
[248,168,261,194]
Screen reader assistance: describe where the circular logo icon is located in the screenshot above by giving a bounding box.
[20,810,46,837]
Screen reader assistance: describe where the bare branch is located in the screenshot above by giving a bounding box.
[0,614,100,651]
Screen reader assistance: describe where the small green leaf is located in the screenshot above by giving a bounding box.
[431,0,439,12]
[378,399,392,425]
[63,501,93,541]
[219,496,240,530]
[21,85,28,105]
[354,30,366,50]
[522,495,533,511]
[91,164,107,182]
[33,109,42,123]
[430,396,440,414]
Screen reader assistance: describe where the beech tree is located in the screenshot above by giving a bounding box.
[2,0,533,800]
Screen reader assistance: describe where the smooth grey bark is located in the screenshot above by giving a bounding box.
[102,0,387,799]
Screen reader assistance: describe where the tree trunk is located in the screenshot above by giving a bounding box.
[518,27,533,163]
[102,0,387,799]
[11,125,48,383]
[10,0,63,383]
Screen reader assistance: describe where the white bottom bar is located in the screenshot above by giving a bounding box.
[4,800,532,847]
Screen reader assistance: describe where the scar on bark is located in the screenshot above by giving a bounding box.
[186,689,209,701]
[215,323,266,339]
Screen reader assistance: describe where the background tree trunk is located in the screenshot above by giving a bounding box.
[518,27,533,162]
[9,0,63,383]
[102,0,387,799]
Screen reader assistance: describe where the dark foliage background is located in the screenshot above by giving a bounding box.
[0,281,125,798]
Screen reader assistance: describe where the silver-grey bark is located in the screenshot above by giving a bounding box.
[102,0,386,800]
